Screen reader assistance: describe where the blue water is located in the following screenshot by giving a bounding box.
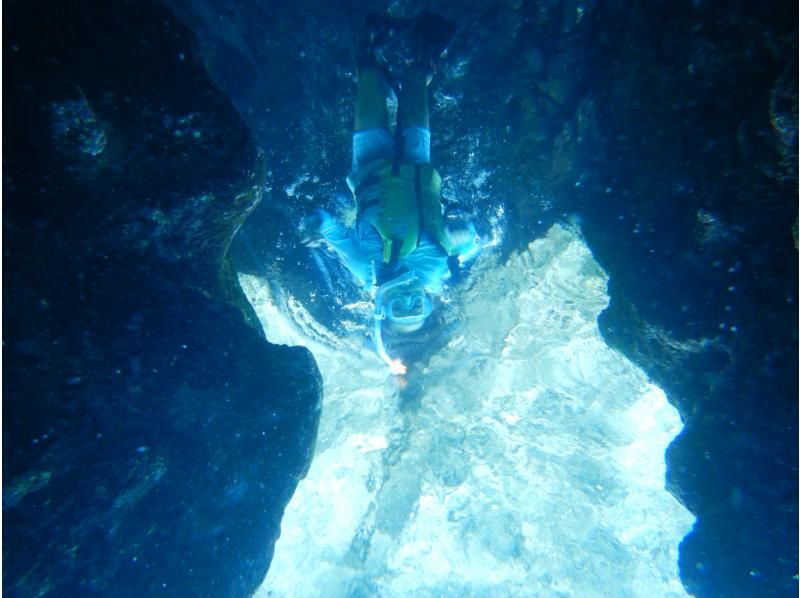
[4,0,797,596]
[220,2,797,595]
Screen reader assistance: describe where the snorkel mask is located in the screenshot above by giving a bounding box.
[373,271,432,375]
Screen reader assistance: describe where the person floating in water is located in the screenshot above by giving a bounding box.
[302,13,480,375]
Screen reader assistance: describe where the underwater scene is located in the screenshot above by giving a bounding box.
[4,1,797,597]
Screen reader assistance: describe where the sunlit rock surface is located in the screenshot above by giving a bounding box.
[241,224,693,597]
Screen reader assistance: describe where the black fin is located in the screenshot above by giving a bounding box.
[412,12,456,72]
[357,12,456,83]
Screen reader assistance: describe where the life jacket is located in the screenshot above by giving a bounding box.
[346,159,460,263]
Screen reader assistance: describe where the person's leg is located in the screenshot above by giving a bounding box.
[352,66,394,170]
[355,67,388,131]
[398,65,431,164]
[397,65,429,130]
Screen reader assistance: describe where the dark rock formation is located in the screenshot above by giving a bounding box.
[3,1,321,596]
[573,3,798,595]
[69,1,796,596]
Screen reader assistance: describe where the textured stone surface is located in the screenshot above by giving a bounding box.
[53,0,796,595]
[3,1,321,596]
[4,0,797,596]
[225,2,796,595]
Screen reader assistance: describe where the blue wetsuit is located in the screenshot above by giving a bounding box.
[317,208,452,294]
[315,125,476,295]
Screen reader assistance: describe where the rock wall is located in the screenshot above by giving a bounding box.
[3,1,321,596]
[139,0,798,595]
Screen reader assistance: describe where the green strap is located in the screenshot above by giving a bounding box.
[414,164,423,249]
[388,238,402,266]
[392,128,403,176]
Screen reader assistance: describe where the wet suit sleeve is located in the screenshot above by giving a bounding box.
[317,210,383,289]
[401,234,449,295]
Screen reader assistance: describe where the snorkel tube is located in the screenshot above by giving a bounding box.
[373,312,405,375]
[373,271,432,375]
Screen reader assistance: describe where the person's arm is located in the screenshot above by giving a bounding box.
[401,235,449,294]
[310,210,383,289]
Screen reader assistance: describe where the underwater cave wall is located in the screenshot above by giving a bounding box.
[160,0,796,595]
[3,1,321,596]
[563,1,798,596]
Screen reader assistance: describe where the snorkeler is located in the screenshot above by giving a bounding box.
[302,13,480,375]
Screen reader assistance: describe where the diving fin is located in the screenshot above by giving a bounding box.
[357,11,456,84]
[411,12,456,76]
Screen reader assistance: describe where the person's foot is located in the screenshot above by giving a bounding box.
[356,12,402,74]
[410,12,456,81]
[357,12,456,85]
